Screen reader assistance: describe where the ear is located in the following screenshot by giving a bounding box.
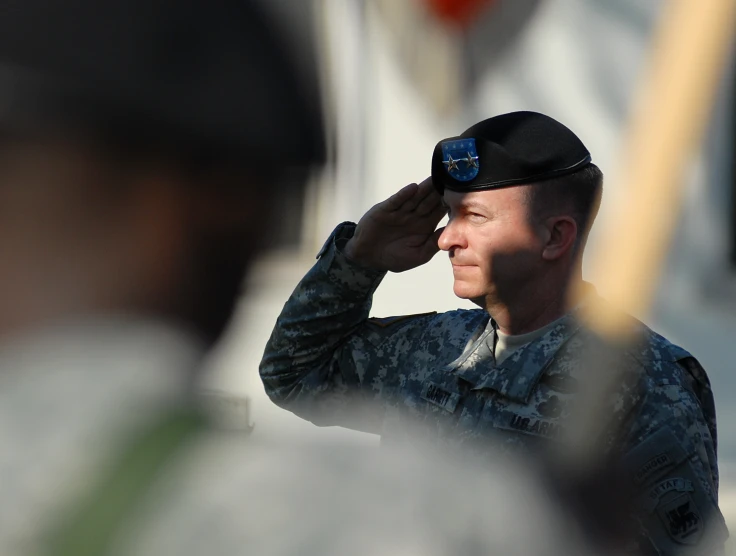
[541,216,577,261]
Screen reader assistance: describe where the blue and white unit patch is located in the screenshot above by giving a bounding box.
[441,138,479,182]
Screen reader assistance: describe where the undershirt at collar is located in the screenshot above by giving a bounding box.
[494,314,567,365]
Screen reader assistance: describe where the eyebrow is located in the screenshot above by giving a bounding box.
[442,196,493,214]
[460,200,489,211]
[446,199,491,213]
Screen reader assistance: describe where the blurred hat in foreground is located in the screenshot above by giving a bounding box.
[0,0,325,168]
[432,111,591,194]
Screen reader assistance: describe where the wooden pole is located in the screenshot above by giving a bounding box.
[562,0,735,471]
[579,0,736,338]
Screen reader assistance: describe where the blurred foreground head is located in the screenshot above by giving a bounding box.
[0,0,324,343]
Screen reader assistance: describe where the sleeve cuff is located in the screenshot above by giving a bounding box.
[316,221,357,259]
[315,222,386,295]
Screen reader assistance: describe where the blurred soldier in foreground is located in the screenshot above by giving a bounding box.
[261,112,729,554]
[0,2,591,556]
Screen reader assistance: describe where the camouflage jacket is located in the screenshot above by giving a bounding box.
[260,222,728,555]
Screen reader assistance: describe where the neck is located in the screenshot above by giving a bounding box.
[484,270,583,336]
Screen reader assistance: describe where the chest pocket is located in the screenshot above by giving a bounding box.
[392,372,471,442]
[420,381,462,413]
[401,371,468,423]
[471,368,569,445]
[483,405,566,442]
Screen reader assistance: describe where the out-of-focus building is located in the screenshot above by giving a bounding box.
[205,0,736,546]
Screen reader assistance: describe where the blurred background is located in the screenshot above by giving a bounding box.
[203,0,736,544]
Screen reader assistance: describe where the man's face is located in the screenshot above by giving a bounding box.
[438,186,545,304]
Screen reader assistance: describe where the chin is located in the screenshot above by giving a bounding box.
[452,281,484,301]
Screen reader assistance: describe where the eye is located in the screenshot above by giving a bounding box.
[467,212,487,223]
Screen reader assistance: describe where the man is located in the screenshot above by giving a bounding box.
[0,3,590,556]
[0,0,325,553]
[261,111,729,554]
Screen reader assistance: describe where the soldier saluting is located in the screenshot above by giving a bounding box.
[261,111,728,554]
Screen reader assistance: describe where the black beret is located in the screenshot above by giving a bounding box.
[432,111,591,194]
[0,0,324,168]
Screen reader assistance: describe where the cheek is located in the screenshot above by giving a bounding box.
[466,223,529,257]
[494,218,543,253]
[468,222,541,276]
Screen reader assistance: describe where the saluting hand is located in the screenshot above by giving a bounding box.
[344,177,446,273]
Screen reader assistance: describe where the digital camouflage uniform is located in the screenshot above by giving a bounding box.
[261,222,729,555]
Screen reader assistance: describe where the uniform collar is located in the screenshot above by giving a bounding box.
[473,312,582,403]
[450,285,596,403]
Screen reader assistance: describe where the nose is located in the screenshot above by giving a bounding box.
[438,218,465,252]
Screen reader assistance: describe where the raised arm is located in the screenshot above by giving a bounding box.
[259,179,445,433]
